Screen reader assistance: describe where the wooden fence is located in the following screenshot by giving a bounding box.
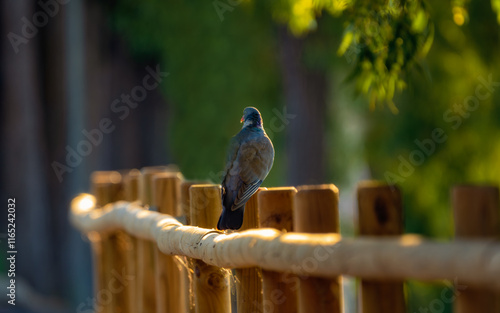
[69,167,500,313]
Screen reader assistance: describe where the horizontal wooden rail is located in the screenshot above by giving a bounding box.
[70,193,500,291]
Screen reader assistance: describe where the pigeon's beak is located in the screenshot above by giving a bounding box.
[240,116,244,123]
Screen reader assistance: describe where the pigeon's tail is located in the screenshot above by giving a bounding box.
[217,205,245,230]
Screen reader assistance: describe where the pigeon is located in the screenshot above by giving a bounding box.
[217,107,275,230]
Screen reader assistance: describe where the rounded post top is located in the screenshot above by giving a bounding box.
[91,171,122,184]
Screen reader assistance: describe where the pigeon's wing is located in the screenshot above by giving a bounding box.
[231,179,263,211]
[230,134,275,211]
[259,134,274,175]
[240,134,274,180]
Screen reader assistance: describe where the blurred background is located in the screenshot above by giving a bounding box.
[1,0,500,312]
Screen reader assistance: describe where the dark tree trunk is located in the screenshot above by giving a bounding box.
[278,27,328,186]
[1,0,171,310]
[1,0,55,295]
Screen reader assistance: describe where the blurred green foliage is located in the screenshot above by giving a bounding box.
[269,0,434,109]
[366,1,500,239]
[111,0,285,185]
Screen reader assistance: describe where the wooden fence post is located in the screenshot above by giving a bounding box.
[294,184,343,313]
[124,169,141,201]
[258,187,298,313]
[90,171,125,313]
[181,180,210,225]
[452,185,500,313]
[153,172,187,313]
[190,184,231,313]
[137,166,175,313]
[357,181,405,313]
[235,188,266,313]
[181,180,209,313]
[123,169,141,313]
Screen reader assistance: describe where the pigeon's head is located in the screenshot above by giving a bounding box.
[241,107,263,128]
